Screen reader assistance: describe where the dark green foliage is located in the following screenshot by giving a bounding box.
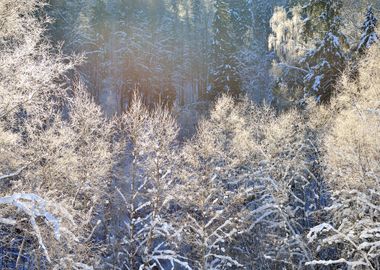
[302,32,346,102]
[357,6,378,54]
[91,0,110,39]
[302,0,347,103]
[303,0,344,40]
[229,0,252,46]
[210,0,252,99]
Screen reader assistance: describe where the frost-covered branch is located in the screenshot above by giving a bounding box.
[0,167,26,182]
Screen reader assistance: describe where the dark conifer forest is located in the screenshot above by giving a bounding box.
[1,0,380,269]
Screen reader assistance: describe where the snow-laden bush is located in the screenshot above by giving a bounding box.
[307,45,380,269]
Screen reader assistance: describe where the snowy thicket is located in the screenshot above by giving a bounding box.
[306,45,380,269]
[176,96,256,269]
[0,1,116,268]
[100,94,328,269]
[1,0,380,269]
[110,94,188,269]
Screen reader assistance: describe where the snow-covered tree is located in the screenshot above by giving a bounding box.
[173,94,324,269]
[243,104,326,269]
[302,32,347,103]
[302,0,348,103]
[177,96,256,269]
[340,0,380,50]
[47,0,88,52]
[268,5,308,107]
[229,0,252,47]
[188,0,211,101]
[269,6,306,63]
[357,5,378,54]
[114,94,189,269]
[0,1,117,268]
[303,0,344,41]
[210,1,243,99]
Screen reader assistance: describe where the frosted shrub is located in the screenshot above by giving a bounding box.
[0,1,115,268]
[307,45,380,269]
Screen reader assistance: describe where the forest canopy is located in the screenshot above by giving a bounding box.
[0,0,380,269]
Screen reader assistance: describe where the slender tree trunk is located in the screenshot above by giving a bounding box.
[16,236,25,269]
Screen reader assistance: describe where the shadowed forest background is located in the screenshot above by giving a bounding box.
[46,0,279,138]
[1,0,380,269]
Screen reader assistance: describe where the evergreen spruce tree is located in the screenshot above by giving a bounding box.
[189,0,210,100]
[91,0,110,41]
[357,6,378,54]
[210,0,242,99]
[117,0,140,19]
[191,0,202,23]
[303,0,343,40]
[302,0,347,103]
[229,0,252,47]
[47,0,88,52]
[84,0,110,101]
